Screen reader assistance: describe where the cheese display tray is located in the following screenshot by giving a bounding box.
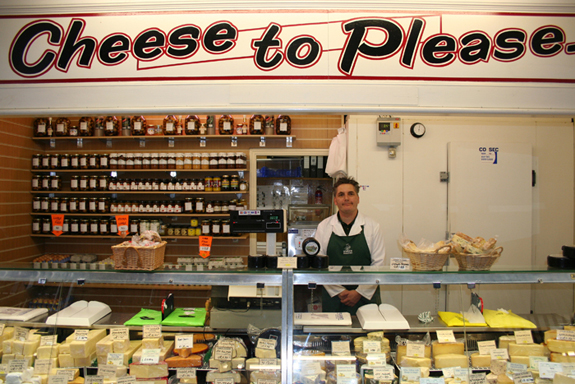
[357,304,410,330]
[46,300,111,326]
[0,307,48,321]
[294,312,352,326]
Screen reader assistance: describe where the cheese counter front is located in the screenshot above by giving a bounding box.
[0,263,573,384]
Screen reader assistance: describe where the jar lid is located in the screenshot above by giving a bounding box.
[219,152,227,156]
[159,153,168,158]
[201,153,209,157]
[227,152,235,156]
[210,152,218,156]
[176,153,184,156]
[236,152,245,156]
[193,152,201,156]
[143,153,151,157]
[151,153,159,157]
[126,153,134,158]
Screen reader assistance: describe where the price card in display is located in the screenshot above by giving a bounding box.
[8,359,28,373]
[514,330,534,344]
[140,349,160,364]
[454,368,469,382]
[110,328,129,341]
[363,340,382,353]
[402,367,423,382]
[175,335,193,349]
[107,353,124,366]
[557,330,575,341]
[56,369,77,382]
[85,376,104,384]
[51,214,64,236]
[421,378,446,384]
[373,367,395,381]
[98,365,119,378]
[390,258,411,271]
[507,362,528,375]
[75,329,90,341]
[259,358,280,369]
[177,368,197,378]
[406,343,426,357]
[540,362,563,379]
[48,377,68,384]
[214,379,234,384]
[257,380,277,384]
[529,356,549,370]
[218,339,235,348]
[14,327,29,341]
[34,359,54,375]
[561,363,575,375]
[257,338,277,350]
[40,335,58,346]
[116,215,129,237]
[331,340,351,355]
[277,257,296,269]
[490,348,510,360]
[117,376,137,384]
[513,371,535,384]
[469,373,488,384]
[214,346,234,361]
[367,353,386,366]
[436,330,456,343]
[143,325,162,339]
[336,364,356,378]
[478,340,497,355]
[199,236,213,258]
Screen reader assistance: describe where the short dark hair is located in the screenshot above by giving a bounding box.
[333,176,360,194]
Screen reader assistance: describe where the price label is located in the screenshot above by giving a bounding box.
[367,353,386,366]
[214,379,234,384]
[557,330,575,341]
[34,359,55,374]
[331,340,351,355]
[8,359,28,373]
[257,380,276,384]
[390,258,411,270]
[14,327,29,341]
[218,339,235,348]
[469,373,488,384]
[257,338,277,350]
[199,236,213,258]
[140,349,160,364]
[117,376,137,384]
[175,335,193,349]
[98,365,119,378]
[454,368,469,382]
[143,325,162,339]
[539,362,563,379]
[373,367,395,381]
[260,358,279,368]
[75,329,89,341]
[490,348,510,360]
[514,330,534,344]
[177,368,197,378]
[436,330,456,343]
[402,367,423,382]
[336,364,356,378]
[48,377,68,384]
[85,376,104,384]
[277,257,296,269]
[214,346,234,361]
[56,369,77,381]
[363,340,382,353]
[507,362,528,375]
[110,328,129,341]
[421,378,446,384]
[406,343,426,357]
[107,353,124,366]
[40,335,58,346]
[561,363,575,375]
[513,371,535,384]
[478,340,497,355]
[529,356,549,370]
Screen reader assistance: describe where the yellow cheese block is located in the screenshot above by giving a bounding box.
[15,353,34,366]
[508,343,546,357]
[2,353,14,364]
[69,377,85,384]
[554,373,575,384]
[498,374,514,384]
[142,336,165,350]
[69,329,107,358]
[432,341,465,357]
[544,330,557,343]
[434,354,469,369]
[96,335,113,356]
[550,353,575,363]
[353,336,390,352]
[74,349,97,367]
[13,338,40,355]
[113,338,131,353]
[37,344,60,359]
[97,340,141,366]
[132,340,172,364]
[499,335,516,349]
[58,353,75,367]
[35,374,48,384]
[471,352,492,367]
[399,356,432,368]
[59,341,71,355]
[510,355,531,365]
[129,362,168,379]
[547,339,575,354]
[1,327,14,342]
[2,339,12,354]
[565,326,575,331]
[396,344,432,364]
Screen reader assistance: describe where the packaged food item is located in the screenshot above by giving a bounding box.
[218,115,234,135]
[79,116,94,136]
[104,116,119,136]
[185,115,200,135]
[33,117,50,137]
[55,117,70,136]
[275,114,291,135]
[131,116,146,136]
[163,115,178,135]
[250,114,265,135]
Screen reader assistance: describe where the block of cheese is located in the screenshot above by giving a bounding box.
[129,362,168,378]
[74,350,96,367]
[113,338,131,353]
[173,343,208,358]
[132,340,171,364]
[434,354,470,369]
[550,353,575,363]
[432,341,465,357]
[165,355,203,368]
[510,355,531,365]
[471,352,492,367]
[98,340,141,366]
[142,335,165,350]
[96,335,113,356]
[58,353,75,367]
[58,341,71,355]
[398,356,432,368]
[3,339,13,354]
[565,326,575,331]
[132,379,165,384]
[396,344,432,364]
[205,371,242,383]
[69,329,107,358]
[353,336,390,352]
[544,330,558,343]
[1,327,15,342]
[547,339,575,354]
[491,359,508,375]
[498,374,514,384]
[13,338,40,356]
[499,335,516,349]
[486,373,498,384]
[509,343,546,357]
[36,344,60,359]
[554,373,575,384]
[15,354,35,366]
[537,379,553,384]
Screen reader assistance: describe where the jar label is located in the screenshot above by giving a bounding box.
[57,123,64,132]
[106,121,114,130]
[280,122,288,132]
[80,122,87,130]
[38,124,46,133]
[187,121,195,130]
[134,122,141,131]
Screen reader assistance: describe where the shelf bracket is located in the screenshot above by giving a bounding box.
[106,139,112,148]
[260,136,266,147]
[139,138,146,148]
[467,282,476,289]
[77,278,85,286]
[37,278,47,285]
[168,138,175,148]
[231,136,238,147]
[286,137,293,148]
[308,282,317,290]
[49,139,55,148]
[200,137,207,148]
[76,138,83,148]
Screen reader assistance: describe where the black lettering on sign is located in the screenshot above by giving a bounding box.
[133,28,166,61]
[459,31,491,64]
[421,34,457,66]
[167,25,201,59]
[98,34,131,65]
[401,18,425,69]
[203,22,237,53]
[252,23,284,70]
[493,29,526,61]
[286,35,322,68]
[566,42,575,54]
[530,25,564,57]
[339,18,403,75]
[10,20,63,77]
[57,19,97,72]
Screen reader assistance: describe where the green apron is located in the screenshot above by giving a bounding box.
[322,225,381,315]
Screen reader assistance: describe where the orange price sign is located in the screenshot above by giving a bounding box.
[51,214,64,236]
[199,236,213,258]
[116,215,129,237]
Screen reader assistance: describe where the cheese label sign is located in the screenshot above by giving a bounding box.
[514,330,534,344]
[363,340,382,353]
[143,325,162,339]
[406,343,425,357]
[177,368,197,378]
[436,330,456,343]
[478,340,497,355]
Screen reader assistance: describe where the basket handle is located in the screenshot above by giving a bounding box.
[436,244,452,254]
[120,246,143,269]
[490,246,503,256]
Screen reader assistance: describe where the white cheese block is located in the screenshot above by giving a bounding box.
[209,358,231,373]
[3,339,13,354]
[2,353,15,364]
[96,335,113,356]
[471,353,492,367]
[74,349,96,367]
[36,344,59,359]
[58,353,75,368]
[6,372,23,384]
[132,340,172,364]
[499,335,516,349]
[129,362,168,379]
[491,359,508,375]
[98,340,141,366]
[15,353,34,366]
[547,339,575,354]
[554,373,575,384]
[432,341,465,357]
[434,353,470,369]
[508,343,546,357]
[142,336,165,350]
[399,356,432,368]
[353,336,390,352]
[486,373,498,384]
[69,329,107,358]
[112,338,131,353]
[510,355,531,365]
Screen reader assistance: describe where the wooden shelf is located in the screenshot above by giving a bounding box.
[31,213,232,217]
[31,234,248,240]
[36,282,211,290]
[31,190,247,195]
[33,135,294,141]
[31,168,248,173]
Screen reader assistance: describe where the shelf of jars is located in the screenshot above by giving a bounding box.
[31,168,249,173]
[30,213,233,217]
[30,234,249,240]
[31,191,248,195]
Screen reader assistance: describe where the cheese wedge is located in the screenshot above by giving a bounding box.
[399,356,432,368]
[396,344,432,364]
[432,341,465,357]
[129,362,168,379]
[471,353,491,367]
[508,343,546,357]
[510,355,531,365]
[434,354,469,368]
[142,335,165,350]
[498,374,514,384]
[547,339,575,354]
[69,329,107,358]
[554,373,575,384]
[165,355,203,368]
[132,340,173,364]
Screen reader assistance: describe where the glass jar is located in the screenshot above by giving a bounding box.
[125,153,134,169]
[218,115,234,135]
[70,219,79,234]
[218,152,227,169]
[134,153,143,169]
[60,154,70,169]
[231,175,239,191]
[213,176,221,192]
[40,175,50,191]
[110,219,118,234]
[139,220,150,234]
[59,197,68,213]
[69,197,78,212]
[201,219,211,235]
[201,153,210,169]
[31,174,41,191]
[41,154,50,169]
[69,125,78,137]
[152,179,160,190]
[104,116,119,136]
[195,197,205,213]
[150,153,159,169]
[211,219,222,236]
[184,198,194,213]
[50,175,61,191]
[191,152,201,169]
[213,201,222,214]
[221,202,229,214]
[183,153,192,169]
[32,217,41,234]
[89,219,99,235]
[206,201,214,214]
[88,197,98,213]
[239,180,248,192]
[204,177,213,192]
[50,197,59,212]
[40,197,50,212]
[175,153,184,169]
[33,118,50,137]
[163,115,178,136]
[79,116,94,136]
[209,153,219,169]
[185,115,200,135]
[142,153,151,169]
[99,154,109,169]
[249,114,265,135]
[78,198,88,213]
[32,154,42,169]
[238,199,248,210]
[42,218,52,234]
[221,218,231,236]
[49,154,60,169]
[76,175,87,191]
[55,117,70,136]
[159,153,168,169]
[221,175,230,191]
[236,152,247,168]
[227,152,236,169]
[131,116,146,136]
[98,197,109,213]
[89,175,98,190]
[130,220,139,234]
[99,219,109,235]
[130,179,138,191]
[70,154,80,169]
[117,153,126,169]
[197,178,205,191]
[32,196,41,212]
[88,153,99,169]
[167,154,176,169]
[275,114,292,135]
[62,218,70,233]
[79,153,89,169]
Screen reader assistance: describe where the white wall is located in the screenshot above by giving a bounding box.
[348,114,574,316]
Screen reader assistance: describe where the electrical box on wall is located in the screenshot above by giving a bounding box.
[376,116,401,146]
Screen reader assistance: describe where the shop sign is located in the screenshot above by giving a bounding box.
[1,10,574,83]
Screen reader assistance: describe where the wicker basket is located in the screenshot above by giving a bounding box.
[403,245,451,271]
[452,246,503,271]
[112,241,167,271]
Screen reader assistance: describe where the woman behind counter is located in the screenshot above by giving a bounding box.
[314,176,386,315]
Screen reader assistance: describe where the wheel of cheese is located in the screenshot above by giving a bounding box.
[166,354,203,368]
[174,343,208,357]
[193,333,216,343]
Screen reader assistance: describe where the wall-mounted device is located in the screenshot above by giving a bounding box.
[376,116,401,147]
